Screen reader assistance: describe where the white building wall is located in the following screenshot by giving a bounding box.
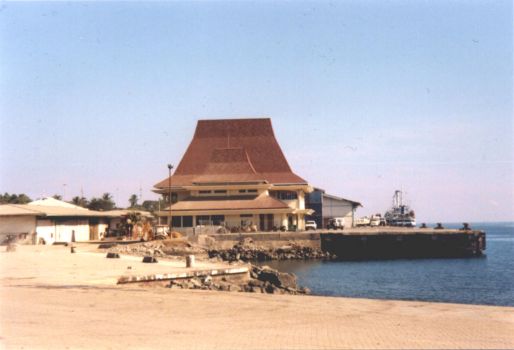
[36,219,55,244]
[322,196,355,227]
[55,220,89,242]
[36,219,90,243]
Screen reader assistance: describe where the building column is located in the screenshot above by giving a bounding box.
[297,214,305,231]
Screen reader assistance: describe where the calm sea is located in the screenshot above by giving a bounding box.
[264,222,514,306]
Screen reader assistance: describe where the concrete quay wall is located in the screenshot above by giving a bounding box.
[201,228,486,260]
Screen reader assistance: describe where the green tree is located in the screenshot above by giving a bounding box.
[87,193,115,211]
[141,199,167,213]
[71,196,88,208]
[0,193,32,204]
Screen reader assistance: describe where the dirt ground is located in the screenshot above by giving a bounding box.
[1,244,513,349]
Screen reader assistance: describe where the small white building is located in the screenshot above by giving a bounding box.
[305,188,362,228]
[0,205,40,243]
[0,198,112,244]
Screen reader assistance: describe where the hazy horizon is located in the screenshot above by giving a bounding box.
[1,1,512,222]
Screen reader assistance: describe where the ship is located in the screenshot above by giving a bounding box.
[384,190,416,227]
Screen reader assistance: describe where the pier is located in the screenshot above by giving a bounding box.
[321,227,486,260]
[203,227,486,260]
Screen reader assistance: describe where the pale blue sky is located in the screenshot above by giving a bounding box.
[1,1,512,222]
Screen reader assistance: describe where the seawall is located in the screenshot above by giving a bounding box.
[200,228,486,260]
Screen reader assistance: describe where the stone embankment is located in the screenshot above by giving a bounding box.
[208,238,334,262]
[168,264,310,295]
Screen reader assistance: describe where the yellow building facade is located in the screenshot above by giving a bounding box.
[153,118,313,232]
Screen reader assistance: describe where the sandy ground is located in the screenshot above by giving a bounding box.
[1,244,513,349]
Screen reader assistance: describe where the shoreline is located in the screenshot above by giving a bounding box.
[1,244,513,349]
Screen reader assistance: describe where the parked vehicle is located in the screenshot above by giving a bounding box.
[305,220,317,230]
[355,216,371,227]
[327,217,345,230]
[370,214,384,227]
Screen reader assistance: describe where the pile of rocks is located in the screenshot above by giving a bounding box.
[103,240,206,259]
[208,239,334,262]
[168,264,310,295]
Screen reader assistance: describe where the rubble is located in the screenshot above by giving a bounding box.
[167,264,310,296]
[100,239,207,259]
[208,239,334,262]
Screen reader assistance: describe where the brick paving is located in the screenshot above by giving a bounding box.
[1,245,513,349]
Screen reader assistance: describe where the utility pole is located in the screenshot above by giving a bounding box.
[167,164,174,233]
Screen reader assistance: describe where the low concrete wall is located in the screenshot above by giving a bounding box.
[199,232,321,250]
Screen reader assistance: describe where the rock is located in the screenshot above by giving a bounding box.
[190,278,202,289]
[257,267,297,290]
[264,282,274,294]
[218,282,232,292]
[202,275,212,286]
[248,279,264,288]
[106,252,120,259]
[142,256,158,263]
[98,243,116,249]
[299,287,311,295]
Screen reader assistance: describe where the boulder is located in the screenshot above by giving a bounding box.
[106,252,120,259]
[257,267,297,290]
[142,256,158,263]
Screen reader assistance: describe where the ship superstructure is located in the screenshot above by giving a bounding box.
[384,190,416,227]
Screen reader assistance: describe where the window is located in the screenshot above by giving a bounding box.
[211,215,225,225]
[240,214,253,218]
[239,189,247,193]
[247,189,257,193]
[214,190,227,194]
[271,191,297,200]
[171,216,182,227]
[196,216,210,225]
[182,216,193,227]
[171,193,178,203]
[199,190,211,194]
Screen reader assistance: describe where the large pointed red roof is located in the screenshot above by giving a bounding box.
[154,118,307,188]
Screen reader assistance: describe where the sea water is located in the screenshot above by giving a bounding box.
[263,222,514,306]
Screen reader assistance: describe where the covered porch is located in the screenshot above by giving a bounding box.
[156,209,313,233]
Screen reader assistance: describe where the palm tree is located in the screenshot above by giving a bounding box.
[71,196,88,208]
[129,194,138,208]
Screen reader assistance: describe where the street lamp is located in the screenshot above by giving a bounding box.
[167,164,174,233]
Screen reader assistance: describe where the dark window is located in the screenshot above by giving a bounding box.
[210,215,225,225]
[247,189,257,193]
[171,193,178,203]
[199,190,211,194]
[196,215,210,225]
[240,214,253,218]
[171,216,182,227]
[271,191,298,200]
[214,190,227,194]
[238,189,246,193]
[182,216,193,227]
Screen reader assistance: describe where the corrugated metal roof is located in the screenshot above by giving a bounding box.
[0,204,42,216]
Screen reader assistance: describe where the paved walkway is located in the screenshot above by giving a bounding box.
[1,245,513,349]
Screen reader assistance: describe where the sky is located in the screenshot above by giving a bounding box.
[0,1,512,222]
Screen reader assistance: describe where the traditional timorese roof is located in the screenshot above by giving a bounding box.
[155,118,307,188]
